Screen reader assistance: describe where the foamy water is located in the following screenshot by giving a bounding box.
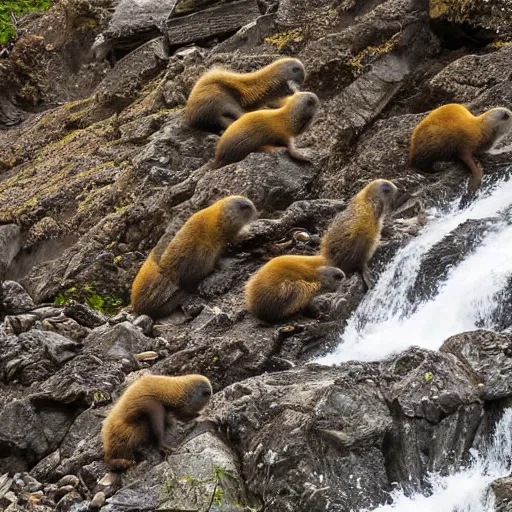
[317,176,512,364]
[368,408,512,512]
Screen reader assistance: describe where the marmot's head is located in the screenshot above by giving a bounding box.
[287,92,320,134]
[181,375,213,415]
[274,58,306,92]
[219,196,257,238]
[318,265,346,292]
[364,179,398,215]
[482,107,512,143]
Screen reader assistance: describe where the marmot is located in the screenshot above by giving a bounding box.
[410,103,512,191]
[213,91,319,169]
[321,179,398,289]
[102,374,212,471]
[185,58,306,134]
[131,196,257,318]
[245,255,345,323]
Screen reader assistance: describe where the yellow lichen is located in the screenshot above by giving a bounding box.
[265,29,303,50]
[351,35,400,71]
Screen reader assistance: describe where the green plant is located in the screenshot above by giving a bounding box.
[0,0,51,45]
[53,285,124,316]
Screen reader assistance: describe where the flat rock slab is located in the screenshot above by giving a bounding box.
[166,0,260,47]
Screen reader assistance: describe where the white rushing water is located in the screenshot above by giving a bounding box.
[369,408,512,512]
[317,175,512,365]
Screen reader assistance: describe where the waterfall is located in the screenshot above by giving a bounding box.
[368,408,512,511]
[316,174,512,365]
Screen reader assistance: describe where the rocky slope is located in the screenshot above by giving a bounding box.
[1,0,512,510]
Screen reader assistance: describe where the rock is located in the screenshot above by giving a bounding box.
[94,0,176,59]
[427,46,512,104]
[132,314,153,335]
[211,364,392,511]
[379,347,483,490]
[429,0,512,46]
[2,281,36,315]
[55,475,79,488]
[83,321,153,364]
[0,224,21,279]
[63,302,109,329]
[192,151,316,212]
[0,397,80,473]
[410,218,495,304]
[90,491,106,509]
[441,330,512,401]
[104,422,254,510]
[166,0,261,48]
[492,476,512,512]
[0,329,81,385]
[55,490,83,511]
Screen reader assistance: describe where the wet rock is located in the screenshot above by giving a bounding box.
[211,364,392,511]
[0,329,81,385]
[410,218,495,304]
[380,347,483,490]
[2,281,36,315]
[55,490,83,511]
[492,476,512,512]
[441,330,512,401]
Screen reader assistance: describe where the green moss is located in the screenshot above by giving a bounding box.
[265,29,303,50]
[113,255,123,264]
[0,0,51,44]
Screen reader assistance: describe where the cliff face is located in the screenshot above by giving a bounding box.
[1,0,512,510]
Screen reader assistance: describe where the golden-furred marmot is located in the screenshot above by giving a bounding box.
[410,103,512,191]
[185,58,306,134]
[102,374,212,471]
[213,91,319,169]
[321,179,398,289]
[245,255,345,323]
[131,196,257,318]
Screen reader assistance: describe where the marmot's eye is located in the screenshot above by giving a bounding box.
[306,97,315,107]
[502,111,510,120]
[292,66,301,73]
[202,390,211,397]
[381,183,392,194]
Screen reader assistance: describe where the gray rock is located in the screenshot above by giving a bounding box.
[166,0,260,48]
[441,330,512,401]
[83,321,153,363]
[211,364,392,511]
[0,224,21,279]
[0,329,81,385]
[2,281,35,315]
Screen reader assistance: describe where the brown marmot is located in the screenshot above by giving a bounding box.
[321,179,398,289]
[410,103,512,191]
[245,255,345,323]
[101,374,212,471]
[131,195,257,318]
[185,58,306,134]
[213,91,319,169]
